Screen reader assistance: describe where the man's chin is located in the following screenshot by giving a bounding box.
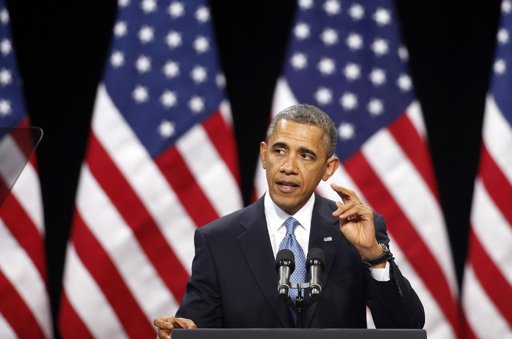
[270,195,301,214]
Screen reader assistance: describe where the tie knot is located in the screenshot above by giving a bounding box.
[284,217,300,235]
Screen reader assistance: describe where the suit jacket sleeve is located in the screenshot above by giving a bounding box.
[366,213,425,328]
[175,228,223,327]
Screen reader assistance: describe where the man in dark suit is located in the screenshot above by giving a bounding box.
[154,104,424,338]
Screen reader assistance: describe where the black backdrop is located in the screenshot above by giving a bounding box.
[5,0,502,334]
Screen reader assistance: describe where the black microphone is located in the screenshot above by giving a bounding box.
[307,248,325,300]
[275,249,295,300]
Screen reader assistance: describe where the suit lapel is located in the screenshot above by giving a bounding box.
[303,195,341,327]
[237,198,291,327]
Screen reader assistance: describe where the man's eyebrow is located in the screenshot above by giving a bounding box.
[270,141,288,149]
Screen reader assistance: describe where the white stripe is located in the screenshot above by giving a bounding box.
[77,165,178,318]
[317,165,358,201]
[0,220,52,338]
[0,136,43,230]
[0,134,27,187]
[271,78,298,114]
[362,128,458,293]
[219,100,233,126]
[462,265,512,339]
[471,179,512,284]
[92,85,196,269]
[484,95,512,183]
[405,101,427,139]
[63,245,128,339]
[0,313,16,339]
[388,235,456,339]
[254,162,267,199]
[9,164,44,232]
[177,124,242,216]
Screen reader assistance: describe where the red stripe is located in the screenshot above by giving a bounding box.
[250,186,260,203]
[388,114,440,200]
[344,152,461,336]
[71,212,155,338]
[468,228,512,326]
[0,184,47,282]
[87,134,189,301]
[480,145,512,226]
[59,291,94,339]
[202,109,240,184]
[460,310,479,339]
[0,270,46,338]
[155,144,219,227]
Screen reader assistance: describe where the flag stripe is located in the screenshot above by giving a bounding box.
[480,145,512,226]
[202,109,240,182]
[471,179,512,283]
[344,151,459,333]
[0,134,44,229]
[459,312,478,339]
[0,219,51,338]
[362,127,456,290]
[87,133,189,300]
[61,245,129,338]
[0,270,46,338]
[76,165,178,318]
[468,228,512,326]
[72,212,155,338]
[10,162,44,229]
[177,119,241,217]
[155,145,219,226]
[387,113,440,200]
[462,265,511,338]
[0,313,17,338]
[0,194,46,280]
[483,96,512,183]
[59,292,94,339]
[385,235,457,339]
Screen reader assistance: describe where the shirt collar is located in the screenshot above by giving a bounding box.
[264,192,315,235]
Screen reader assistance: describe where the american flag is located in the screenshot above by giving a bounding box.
[255,0,460,337]
[461,0,512,337]
[58,0,242,337]
[0,2,52,338]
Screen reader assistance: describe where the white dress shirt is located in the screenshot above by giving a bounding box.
[263,193,389,281]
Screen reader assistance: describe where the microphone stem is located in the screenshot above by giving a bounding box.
[296,288,304,328]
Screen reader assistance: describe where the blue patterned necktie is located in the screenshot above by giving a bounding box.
[279,217,306,323]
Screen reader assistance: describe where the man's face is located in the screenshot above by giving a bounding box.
[260,119,339,215]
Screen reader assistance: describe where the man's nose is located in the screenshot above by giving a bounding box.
[280,156,298,174]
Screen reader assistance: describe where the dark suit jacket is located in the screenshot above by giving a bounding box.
[176,194,425,329]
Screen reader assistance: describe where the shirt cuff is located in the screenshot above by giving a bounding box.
[369,261,390,281]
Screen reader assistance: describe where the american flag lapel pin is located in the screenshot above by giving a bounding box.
[323,236,333,242]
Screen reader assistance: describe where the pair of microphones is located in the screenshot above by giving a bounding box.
[275,248,325,301]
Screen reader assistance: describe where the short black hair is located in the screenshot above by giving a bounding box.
[266,104,337,157]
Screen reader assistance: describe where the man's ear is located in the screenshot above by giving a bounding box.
[259,141,268,169]
[322,156,339,181]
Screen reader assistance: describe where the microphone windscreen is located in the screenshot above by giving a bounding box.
[275,249,295,270]
[307,248,325,267]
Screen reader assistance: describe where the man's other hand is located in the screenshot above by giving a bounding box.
[154,316,197,339]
